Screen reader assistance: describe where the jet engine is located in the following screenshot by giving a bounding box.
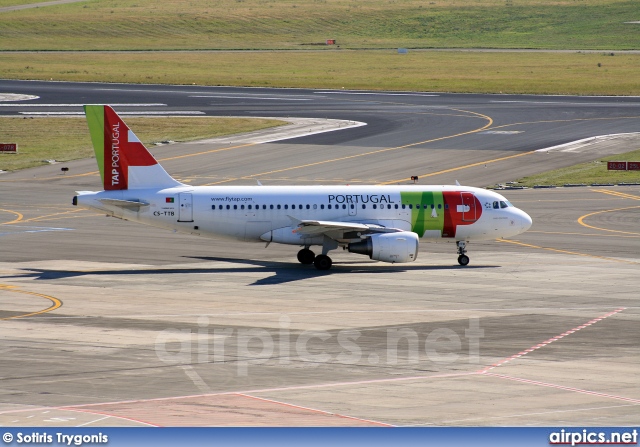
[348,232,419,263]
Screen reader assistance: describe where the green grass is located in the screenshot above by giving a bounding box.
[2,51,639,95]
[0,0,638,51]
[0,116,285,171]
[515,149,640,187]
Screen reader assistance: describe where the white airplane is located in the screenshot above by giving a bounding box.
[73,105,532,270]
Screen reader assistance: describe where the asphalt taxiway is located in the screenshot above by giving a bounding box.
[0,81,638,426]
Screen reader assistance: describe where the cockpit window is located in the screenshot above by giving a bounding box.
[493,201,499,209]
[500,201,509,208]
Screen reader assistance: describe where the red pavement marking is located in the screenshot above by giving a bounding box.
[477,308,626,373]
[69,394,387,427]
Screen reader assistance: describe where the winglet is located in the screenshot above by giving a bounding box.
[84,105,182,190]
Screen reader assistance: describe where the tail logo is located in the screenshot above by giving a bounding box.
[85,105,182,191]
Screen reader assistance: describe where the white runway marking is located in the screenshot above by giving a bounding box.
[190,95,312,101]
[315,91,439,97]
[19,111,205,116]
[0,226,74,236]
[0,103,166,107]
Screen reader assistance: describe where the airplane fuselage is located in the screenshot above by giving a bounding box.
[77,184,531,245]
[75,105,533,270]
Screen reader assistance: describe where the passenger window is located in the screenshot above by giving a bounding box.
[438,204,442,209]
[306,204,310,209]
[351,204,355,209]
[343,204,347,209]
[373,204,377,209]
[234,205,238,210]
[402,204,406,209]
[387,204,391,209]
[409,204,413,209]
[299,204,302,209]
[313,204,317,209]
[277,205,281,209]
[395,204,398,209]
[321,205,325,209]
[362,204,366,209]
[241,205,245,210]
[226,205,230,210]
[444,204,448,210]
[328,204,332,210]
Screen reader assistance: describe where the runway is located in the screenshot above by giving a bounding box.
[0,80,639,426]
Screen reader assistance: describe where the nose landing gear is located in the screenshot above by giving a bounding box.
[457,241,470,266]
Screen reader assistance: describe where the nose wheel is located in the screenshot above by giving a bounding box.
[456,241,470,266]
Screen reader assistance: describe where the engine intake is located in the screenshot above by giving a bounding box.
[348,231,419,263]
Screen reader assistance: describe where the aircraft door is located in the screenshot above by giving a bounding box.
[178,193,194,222]
[460,192,478,222]
[348,203,357,216]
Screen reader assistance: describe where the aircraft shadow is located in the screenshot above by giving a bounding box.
[8,257,498,286]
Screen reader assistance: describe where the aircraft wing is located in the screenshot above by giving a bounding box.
[293,219,397,238]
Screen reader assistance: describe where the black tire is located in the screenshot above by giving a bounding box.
[458,255,470,266]
[313,254,333,270]
[297,248,316,265]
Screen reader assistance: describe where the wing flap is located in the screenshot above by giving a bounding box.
[293,219,387,236]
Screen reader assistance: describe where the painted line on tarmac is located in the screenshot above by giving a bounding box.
[496,239,640,265]
[482,373,640,405]
[206,107,494,186]
[236,393,395,427]
[0,225,74,236]
[0,284,63,320]
[0,103,166,107]
[52,371,478,410]
[0,208,23,224]
[478,307,626,373]
[592,189,640,201]
[434,403,640,425]
[577,202,640,237]
[20,111,205,116]
[380,150,535,185]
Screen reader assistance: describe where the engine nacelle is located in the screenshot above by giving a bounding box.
[348,231,419,263]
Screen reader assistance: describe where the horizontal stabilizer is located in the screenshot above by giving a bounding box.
[98,198,150,210]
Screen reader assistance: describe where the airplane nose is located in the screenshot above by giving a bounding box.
[520,210,533,231]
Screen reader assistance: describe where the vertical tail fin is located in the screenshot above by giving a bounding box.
[84,105,182,190]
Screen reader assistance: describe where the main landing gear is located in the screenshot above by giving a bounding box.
[456,241,470,266]
[297,247,333,270]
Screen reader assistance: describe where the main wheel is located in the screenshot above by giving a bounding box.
[458,254,470,266]
[313,254,333,270]
[297,248,316,265]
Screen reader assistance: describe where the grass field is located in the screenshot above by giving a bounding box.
[2,50,639,95]
[514,149,640,187]
[0,116,284,171]
[0,0,638,51]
